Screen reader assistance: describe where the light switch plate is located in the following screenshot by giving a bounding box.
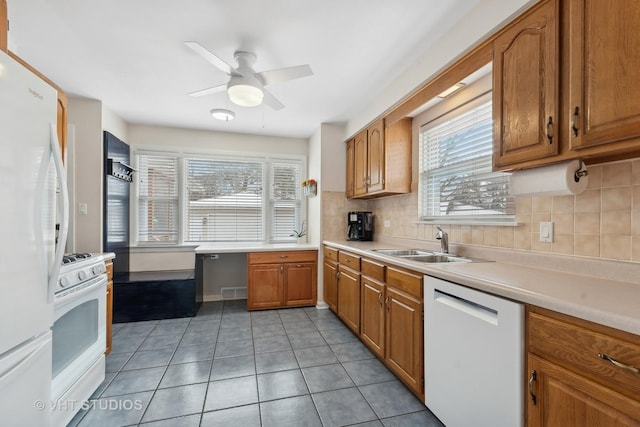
[384,220,391,228]
[540,221,553,243]
[79,203,88,215]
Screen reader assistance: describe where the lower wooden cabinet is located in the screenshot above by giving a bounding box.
[385,286,423,398]
[360,277,385,358]
[105,259,114,356]
[323,259,338,312]
[247,250,317,310]
[337,266,361,334]
[526,306,640,426]
[527,354,640,426]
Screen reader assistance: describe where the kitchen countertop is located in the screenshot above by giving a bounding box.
[323,240,640,336]
[195,242,319,254]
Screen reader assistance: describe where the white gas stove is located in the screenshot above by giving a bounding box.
[56,252,106,294]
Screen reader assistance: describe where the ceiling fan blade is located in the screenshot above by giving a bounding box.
[262,88,285,110]
[257,64,313,86]
[184,41,236,76]
[188,83,227,97]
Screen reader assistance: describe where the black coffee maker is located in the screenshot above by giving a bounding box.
[347,211,373,241]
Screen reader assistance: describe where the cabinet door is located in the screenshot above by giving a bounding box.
[385,287,423,397]
[284,262,316,307]
[105,281,113,356]
[367,119,385,193]
[346,138,355,199]
[248,263,283,310]
[568,0,640,151]
[323,260,338,313]
[337,267,361,333]
[0,0,7,53]
[493,0,559,169]
[360,277,385,358]
[353,130,368,196]
[527,354,640,426]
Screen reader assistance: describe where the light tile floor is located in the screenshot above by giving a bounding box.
[68,300,444,427]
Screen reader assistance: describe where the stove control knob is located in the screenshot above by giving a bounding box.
[59,276,70,288]
[91,265,104,275]
[78,270,87,281]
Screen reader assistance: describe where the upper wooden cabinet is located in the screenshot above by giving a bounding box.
[566,0,640,153]
[347,117,411,199]
[1,0,7,52]
[493,0,559,169]
[493,0,640,170]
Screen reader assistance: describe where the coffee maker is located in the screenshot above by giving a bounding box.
[347,211,374,241]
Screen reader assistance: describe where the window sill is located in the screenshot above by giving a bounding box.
[129,245,199,253]
[414,220,519,227]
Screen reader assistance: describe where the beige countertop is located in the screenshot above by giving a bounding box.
[323,239,640,336]
[195,243,319,254]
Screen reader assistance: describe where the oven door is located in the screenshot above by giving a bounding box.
[52,274,107,400]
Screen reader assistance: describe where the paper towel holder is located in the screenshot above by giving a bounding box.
[574,159,588,183]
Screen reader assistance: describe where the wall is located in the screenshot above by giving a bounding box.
[67,97,129,253]
[364,158,640,263]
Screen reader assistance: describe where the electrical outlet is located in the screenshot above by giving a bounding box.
[540,222,553,243]
[384,220,391,228]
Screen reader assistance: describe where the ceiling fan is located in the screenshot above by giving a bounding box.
[185,41,313,110]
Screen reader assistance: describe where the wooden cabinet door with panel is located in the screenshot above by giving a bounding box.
[248,263,283,309]
[353,130,368,196]
[567,0,640,152]
[360,277,385,358]
[385,287,423,397]
[366,119,385,193]
[337,266,361,334]
[323,260,338,313]
[1,0,7,53]
[345,138,355,198]
[284,262,316,307]
[493,0,559,169]
[527,354,640,426]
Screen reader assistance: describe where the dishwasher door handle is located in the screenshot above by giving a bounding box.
[433,289,499,325]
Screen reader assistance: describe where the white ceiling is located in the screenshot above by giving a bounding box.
[7,0,479,139]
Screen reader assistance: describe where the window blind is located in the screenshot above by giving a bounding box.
[419,99,514,221]
[136,154,179,242]
[270,162,302,242]
[185,158,264,242]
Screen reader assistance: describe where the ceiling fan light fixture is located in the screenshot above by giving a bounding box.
[210,108,235,121]
[227,81,264,107]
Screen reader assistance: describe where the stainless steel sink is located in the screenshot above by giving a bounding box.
[371,249,431,256]
[400,254,472,263]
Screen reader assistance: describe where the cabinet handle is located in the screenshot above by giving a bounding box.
[385,296,390,311]
[571,106,579,137]
[280,255,288,259]
[280,266,283,273]
[528,370,537,405]
[295,264,303,268]
[598,353,640,374]
[546,116,553,144]
[378,293,383,306]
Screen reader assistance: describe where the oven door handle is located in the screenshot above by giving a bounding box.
[48,123,69,303]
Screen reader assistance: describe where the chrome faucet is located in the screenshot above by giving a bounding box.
[435,226,449,254]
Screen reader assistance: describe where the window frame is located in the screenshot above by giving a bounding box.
[417,88,515,225]
[131,146,306,246]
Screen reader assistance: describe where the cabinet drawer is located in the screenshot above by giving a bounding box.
[361,258,385,282]
[323,246,339,262]
[248,250,317,264]
[386,266,422,298]
[339,252,361,271]
[528,308,640,400]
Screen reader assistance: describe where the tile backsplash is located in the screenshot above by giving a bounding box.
[322,158,640,263]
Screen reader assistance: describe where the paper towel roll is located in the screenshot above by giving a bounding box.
[509,159,588,196]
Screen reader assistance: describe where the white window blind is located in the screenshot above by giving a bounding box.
[136,154,179,243]
[419,98,514,222]
[270,162,302,242]
[185,158,264,242]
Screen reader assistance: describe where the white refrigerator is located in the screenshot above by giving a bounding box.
[0,50,68,426]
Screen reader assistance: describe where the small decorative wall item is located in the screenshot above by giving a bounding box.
[301,179,317,197]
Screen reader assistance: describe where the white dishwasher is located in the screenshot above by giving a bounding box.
[424,276,524,427]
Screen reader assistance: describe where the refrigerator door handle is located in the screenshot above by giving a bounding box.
[48,123,68,302]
